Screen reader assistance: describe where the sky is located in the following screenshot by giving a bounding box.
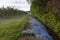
[0,0,31,11]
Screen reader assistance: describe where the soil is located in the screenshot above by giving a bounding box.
[18,22,37,40]
[18,35,37,40]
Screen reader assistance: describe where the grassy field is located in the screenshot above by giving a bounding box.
[0,14,28,40]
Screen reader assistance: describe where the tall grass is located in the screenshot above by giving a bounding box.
[0,6,32,40]
[31,0,60,38]
[0,11,29,40]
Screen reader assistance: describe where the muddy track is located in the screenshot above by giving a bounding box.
[18,22,38,40]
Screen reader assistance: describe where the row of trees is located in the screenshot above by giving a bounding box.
[0,7,26,18]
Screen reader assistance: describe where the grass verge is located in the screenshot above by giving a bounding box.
[0,14,29,40]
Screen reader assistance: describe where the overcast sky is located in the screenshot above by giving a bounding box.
[0,0,31,11]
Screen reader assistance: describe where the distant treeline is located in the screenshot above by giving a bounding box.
[0,7,26,18]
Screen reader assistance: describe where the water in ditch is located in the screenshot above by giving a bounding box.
[22,12,54,40]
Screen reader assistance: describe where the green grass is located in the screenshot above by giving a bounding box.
[0,14,29,40]
[31,3,60,37]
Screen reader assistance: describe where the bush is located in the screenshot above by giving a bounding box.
[31,0,60,39]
